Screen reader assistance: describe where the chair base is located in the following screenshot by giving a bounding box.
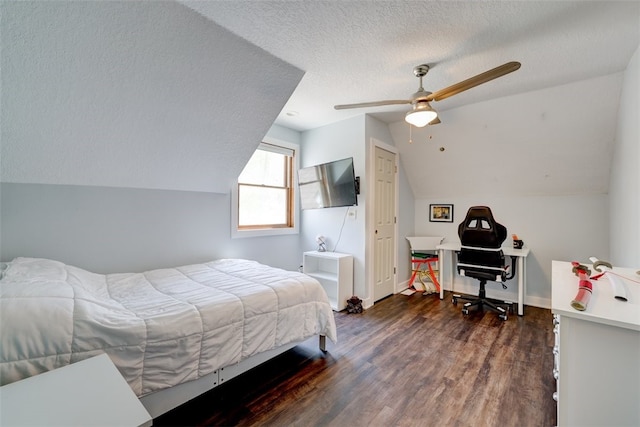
[452,287,511,321]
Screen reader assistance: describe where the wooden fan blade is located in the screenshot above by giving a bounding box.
[426,61,521,102]
[334,100,411,110]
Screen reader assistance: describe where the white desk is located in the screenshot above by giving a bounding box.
[0,353,152,427]
[436,242,530,315]
[551,260,640,426]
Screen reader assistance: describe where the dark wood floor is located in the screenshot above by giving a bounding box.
[155,292,556,427]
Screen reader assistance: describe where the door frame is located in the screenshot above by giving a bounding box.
[364,137,399,308]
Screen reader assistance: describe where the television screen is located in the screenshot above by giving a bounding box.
[298,157,358,210]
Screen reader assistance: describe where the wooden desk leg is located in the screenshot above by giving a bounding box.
[518,257,525,316]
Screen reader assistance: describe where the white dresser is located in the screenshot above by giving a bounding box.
[551,260,640,427]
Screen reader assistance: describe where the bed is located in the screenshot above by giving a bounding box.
[0,257,337,417]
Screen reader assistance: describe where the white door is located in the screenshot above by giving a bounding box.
[373,145,397,301]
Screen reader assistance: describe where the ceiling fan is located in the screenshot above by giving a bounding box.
[334,61,521,127]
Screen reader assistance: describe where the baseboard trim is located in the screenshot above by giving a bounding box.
[394,279,550,310]
[396,279,411,294]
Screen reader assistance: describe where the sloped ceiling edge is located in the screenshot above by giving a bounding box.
[1,1,304,193]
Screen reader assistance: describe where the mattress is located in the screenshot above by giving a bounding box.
[0,257,337,396]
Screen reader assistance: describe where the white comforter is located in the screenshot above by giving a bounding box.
[0,257,337,396]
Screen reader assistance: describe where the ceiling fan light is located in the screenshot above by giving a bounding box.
[405,104,437,127]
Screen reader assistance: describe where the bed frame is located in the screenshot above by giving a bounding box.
[140,335,327,418]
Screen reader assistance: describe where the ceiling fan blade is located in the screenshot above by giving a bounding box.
[334,100,411,110]
[426,61,521,102]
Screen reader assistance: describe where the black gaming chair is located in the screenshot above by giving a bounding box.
[452,206,513,320]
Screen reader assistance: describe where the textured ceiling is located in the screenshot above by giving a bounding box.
[183,0,639,132]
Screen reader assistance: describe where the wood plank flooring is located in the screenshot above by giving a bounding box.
[155,292,556,427]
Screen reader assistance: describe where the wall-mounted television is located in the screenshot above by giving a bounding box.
[298,157,359,210]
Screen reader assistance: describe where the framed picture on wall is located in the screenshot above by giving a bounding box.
[429,204,454,222]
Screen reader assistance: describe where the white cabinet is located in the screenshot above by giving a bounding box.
[551,260,640,427]
[303,251,353,311]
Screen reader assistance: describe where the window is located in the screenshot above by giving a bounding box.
[236,142,295,231]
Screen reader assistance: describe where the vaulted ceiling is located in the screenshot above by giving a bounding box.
[185,1,638,198]
[3,1,638,199]
[184,1,639,132]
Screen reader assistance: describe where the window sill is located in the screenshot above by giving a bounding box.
[231,227,298,239]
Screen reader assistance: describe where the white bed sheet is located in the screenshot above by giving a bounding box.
[0,257,337,397]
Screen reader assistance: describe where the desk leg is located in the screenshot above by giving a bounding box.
[448,250,454,296]
[517,257,525,316]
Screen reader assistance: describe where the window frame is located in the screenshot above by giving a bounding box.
[231,137,299,239]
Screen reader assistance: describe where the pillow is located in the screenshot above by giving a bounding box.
[1,258,68,282]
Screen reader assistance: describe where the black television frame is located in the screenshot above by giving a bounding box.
[298,157,359,210]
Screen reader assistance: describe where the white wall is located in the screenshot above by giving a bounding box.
[609,45,640,267]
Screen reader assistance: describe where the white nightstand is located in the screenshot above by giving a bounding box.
[0,353,152,427]
[303,251,353,311]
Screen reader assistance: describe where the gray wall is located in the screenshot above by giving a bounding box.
[0,182,303,274]
[396,162,417,289]
[2,0,636,305]
[610,45,640,267]
[414,194,608,307]
[299,114,415,304]
[388,64,640,308]
[364,115,414,299]
[0,1,305,273]
[300,116,367,296]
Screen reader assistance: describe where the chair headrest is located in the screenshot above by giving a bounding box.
[458,206,507,249]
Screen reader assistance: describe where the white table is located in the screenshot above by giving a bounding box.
[0,353,152,427]
[436,242,530,315]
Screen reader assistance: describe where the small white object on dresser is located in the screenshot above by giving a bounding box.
[0,353,152,427]
[303,251,354,311]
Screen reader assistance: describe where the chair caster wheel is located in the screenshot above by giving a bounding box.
[452,297,457,305]
[499,314,508,321]
[504,302,514,314]
[462,308,469,315]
